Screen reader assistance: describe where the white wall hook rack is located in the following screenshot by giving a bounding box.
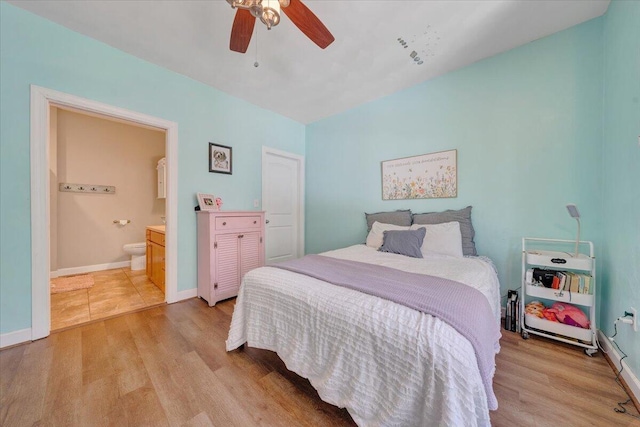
[59,183,116,194]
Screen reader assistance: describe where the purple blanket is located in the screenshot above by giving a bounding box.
[272,254,501,410]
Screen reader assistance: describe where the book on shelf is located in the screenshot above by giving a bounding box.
[579,274,590,294]
[568,272,579,292]
[525,268,592,295]
[583,275,591,294]
[557,272,566,290]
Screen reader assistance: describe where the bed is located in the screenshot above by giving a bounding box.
[226,243,501,426]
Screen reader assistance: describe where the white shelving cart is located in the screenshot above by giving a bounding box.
[521,237,597,356]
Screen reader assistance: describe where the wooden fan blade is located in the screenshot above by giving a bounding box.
[230,9,256,53]
[282,0,334,49]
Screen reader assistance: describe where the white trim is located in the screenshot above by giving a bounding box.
[30,86,51,339]
[52,261,131,278]
[30,85,179,342]
[0,328,32,349]
[262,146,305,260]
[176,288,198,301]
[598,330,640,403]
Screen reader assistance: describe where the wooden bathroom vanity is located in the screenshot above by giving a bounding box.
[146,225,165,292]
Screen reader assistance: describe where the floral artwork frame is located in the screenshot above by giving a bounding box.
[381,149,457,200]
[197,192,219,211]
[209,143,232,174]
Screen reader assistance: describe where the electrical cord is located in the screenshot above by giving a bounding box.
[607,316,640,420]
[596,330,608,355]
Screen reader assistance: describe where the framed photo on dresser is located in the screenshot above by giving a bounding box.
[197,193,219,211]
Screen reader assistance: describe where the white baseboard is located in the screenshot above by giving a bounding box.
[0,328,32,349]
[52,260,131,277]
[598,330,640,403]
[175,288,197,302]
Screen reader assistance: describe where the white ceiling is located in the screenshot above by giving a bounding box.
[10,0,610,124]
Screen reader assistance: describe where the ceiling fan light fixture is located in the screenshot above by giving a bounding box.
[260,0,281,29]
[226,0,262,18]
[228,0,334,52]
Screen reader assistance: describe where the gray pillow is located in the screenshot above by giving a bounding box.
[378,228,426,258]
[412,206,477,256]
[365,209,412,232]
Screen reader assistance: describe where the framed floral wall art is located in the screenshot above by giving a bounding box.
[381,149,457,200]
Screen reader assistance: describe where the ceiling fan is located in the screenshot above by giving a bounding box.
[226,0,335,53]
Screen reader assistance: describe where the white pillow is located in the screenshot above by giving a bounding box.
[366,221,410,249]
[410,221,464,258]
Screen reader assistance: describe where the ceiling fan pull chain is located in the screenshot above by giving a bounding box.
[254,24,259,67]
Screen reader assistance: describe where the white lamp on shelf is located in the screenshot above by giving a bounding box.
[566,204,580,257]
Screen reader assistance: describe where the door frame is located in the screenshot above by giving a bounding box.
[261,146,305,262]
[30,85,179,340]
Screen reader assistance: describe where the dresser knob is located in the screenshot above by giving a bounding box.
[266,220,270,224]
[222,222,226,226]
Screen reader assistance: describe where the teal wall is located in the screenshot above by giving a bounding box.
[600,1,640,376]
[306,18,604,306]
[0,2,305,334]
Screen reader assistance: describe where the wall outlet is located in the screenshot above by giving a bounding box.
[632,307,637,332]
[253,199,260,208]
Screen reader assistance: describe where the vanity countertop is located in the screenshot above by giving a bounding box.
[147,225,165,234]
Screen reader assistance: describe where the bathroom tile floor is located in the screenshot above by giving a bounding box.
[50,267,165,331]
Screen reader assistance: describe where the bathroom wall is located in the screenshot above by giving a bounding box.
[53,107,166,271]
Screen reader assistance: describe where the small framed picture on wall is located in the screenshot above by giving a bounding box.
[209,143,232,174]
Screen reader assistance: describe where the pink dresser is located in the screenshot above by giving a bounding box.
[197,210,265,306]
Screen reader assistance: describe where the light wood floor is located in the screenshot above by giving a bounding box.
[51,268,165,331]
[2,297,639,426]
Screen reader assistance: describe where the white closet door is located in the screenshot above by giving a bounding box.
[262,148,304,264]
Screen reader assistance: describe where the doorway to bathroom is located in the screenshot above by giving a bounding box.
[48,105,167,331]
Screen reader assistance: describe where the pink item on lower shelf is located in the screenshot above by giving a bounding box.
[549,302,590,329]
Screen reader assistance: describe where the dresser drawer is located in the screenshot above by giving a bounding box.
[215,216,261,231]
[148,230,165,246]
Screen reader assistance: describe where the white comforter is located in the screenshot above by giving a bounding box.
[226,245,501,427]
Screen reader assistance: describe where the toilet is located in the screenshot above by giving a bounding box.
[123,242,146,271]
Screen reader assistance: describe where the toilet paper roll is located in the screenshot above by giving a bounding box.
[118,220,128,226]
